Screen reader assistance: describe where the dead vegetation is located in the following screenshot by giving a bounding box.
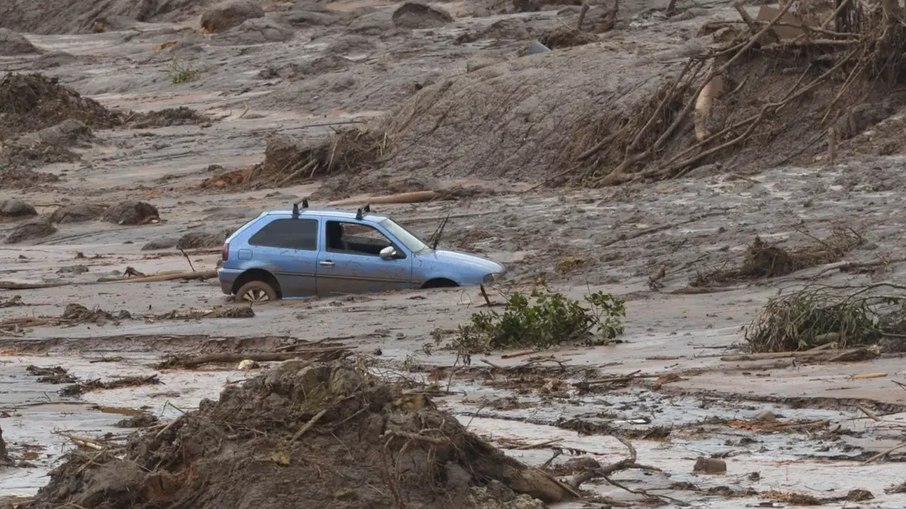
[693,229,863,286]
[201,128,385,189]
[745,282,906,352]
[60,374,161,397]
[27,362,574,508]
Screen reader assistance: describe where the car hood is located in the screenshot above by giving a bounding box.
[417,249,504,273]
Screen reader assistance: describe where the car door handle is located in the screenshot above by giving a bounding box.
[319,260,335,268]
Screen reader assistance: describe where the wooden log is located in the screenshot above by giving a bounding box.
[327,191,439,207]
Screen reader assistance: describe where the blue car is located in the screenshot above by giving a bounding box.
[218,204,505,302]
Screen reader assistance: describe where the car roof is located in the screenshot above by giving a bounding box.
[262,209,389,222]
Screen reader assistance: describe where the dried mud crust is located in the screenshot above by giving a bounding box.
[27,363,571,509]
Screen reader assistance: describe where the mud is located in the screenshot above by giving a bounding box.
[0,0,208,34]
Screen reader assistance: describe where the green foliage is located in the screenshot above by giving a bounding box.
[453,288,626,354]
[169,60,200,84]
[745,285,906,352]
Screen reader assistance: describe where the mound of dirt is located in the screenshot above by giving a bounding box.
[102,201,159,225]
[5,217,56,244]
[0,199,37,219]
[127,107,210,129]
[141,238,178,251]
[27,362,570,509]
[378,43,672,183]
[392,2,453,29]
[0,167,59,189]
[2,119,94,167]
[0,0,209,34]
[176,231,225,249]
[50,203,108,223]
[456,18,531,44]
[538,27,598,49]
[32,51,78,69]
[0,74,121,140]
[201,0,264,32]
[0,28,39,55]
[216,17,295,44]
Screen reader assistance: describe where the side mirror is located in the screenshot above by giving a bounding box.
[379,246,398,260]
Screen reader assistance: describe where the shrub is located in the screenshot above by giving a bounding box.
[169,60,200,84]
[453,288,625,354]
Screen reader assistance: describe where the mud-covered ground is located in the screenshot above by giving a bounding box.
[2,0,906,507]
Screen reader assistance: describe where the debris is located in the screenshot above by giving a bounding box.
[141,238,178,251]
[49,203,108,223]
[61,374,161,396]
[153,306,255,320]
[746,283,906,352]
[328,190,439,206]
[200,0,264,32]
[693,457,727,474]
[175,231,226,250]
[538,27,598,49]
[126,107,210,129]
[0,28,39,55]
[26,365,77,384]
[5,217,56,244]
[524,40,550,55]
[217,17,295,44]
[237,359,259,370]
[0,198,37,219]
[156,347,351,369]
[0,295,24,307]
[753,410,777,423]
[455,18,530,44]
[116,413,160,429]
[391,3,453,29]
[102,201,159,225]
[118,269,216,283]
[28,362,575,508]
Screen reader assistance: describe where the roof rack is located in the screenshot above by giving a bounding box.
[291,198,309,218]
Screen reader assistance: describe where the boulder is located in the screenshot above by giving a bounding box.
[102,201,159,225]
[201,0,265,32]
[6,217,56,244]
[391,3,453,29]
[0,199,37,218]
[0,28,39,55]
[50,203,107,223]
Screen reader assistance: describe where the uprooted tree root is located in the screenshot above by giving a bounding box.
[201,127,387,189]
[693,229,863,286]
[27,362,577,509]
[570,0,906,185]
[745,282,906,352]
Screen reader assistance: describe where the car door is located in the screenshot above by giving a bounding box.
[316,220,413,296]
[246,217,318,297]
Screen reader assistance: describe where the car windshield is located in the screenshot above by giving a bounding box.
[380,219,429,253]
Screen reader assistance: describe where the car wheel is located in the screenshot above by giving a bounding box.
[236,280,278,303]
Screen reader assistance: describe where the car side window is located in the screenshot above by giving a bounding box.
[326,221,395,256]
[248,219,317,250]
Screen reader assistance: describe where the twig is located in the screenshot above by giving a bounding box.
[292,409,328,442]
[178,248,196,272]
[863,442,906,464]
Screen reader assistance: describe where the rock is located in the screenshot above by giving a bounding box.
[524,40,550,55]
[753,410,777,423]
[693,457,726,475]
[201,0,265,32]
[846,489,873,501]
[391,2,453,29]
[32,51,78,69]
[0,28,39,55]
[218,17,294,44]
[466,56,505,73]
[57,265,89,274]
[176,231,226,250]
[238,359,260,370]
[0,199,38,219]
[457,19,530,44]
[141,238,178,251]
[50,203,108,223]
[5,217,56,244]
[102,201,159,225]
[284,9,345,27]
[0,424,8,465]
[13,119,93,148]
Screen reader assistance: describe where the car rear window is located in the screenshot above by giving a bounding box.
[248,218,317,250]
